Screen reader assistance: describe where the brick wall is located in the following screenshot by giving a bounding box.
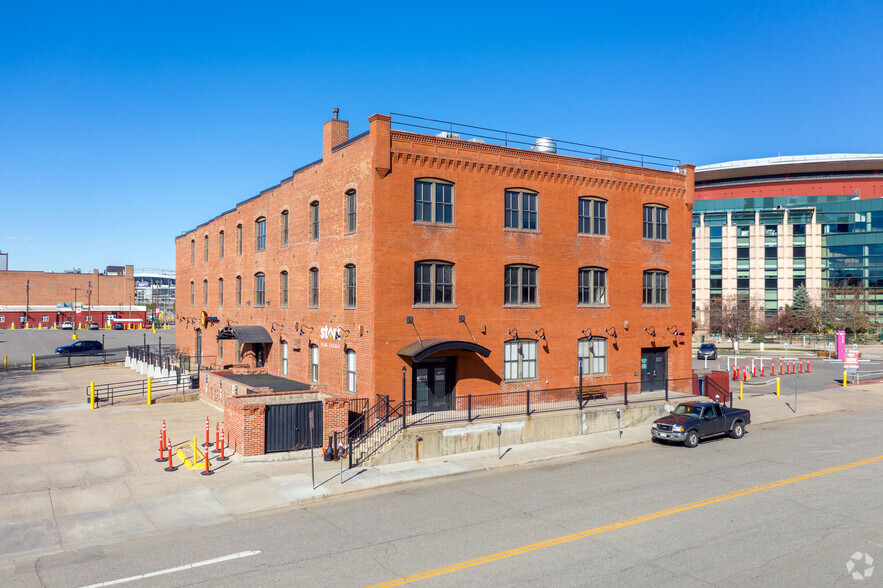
[224,395,266,456]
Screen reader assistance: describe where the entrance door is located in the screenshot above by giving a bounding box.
[196,330,202,364]
[640,348,668,393]
[413,359,455,413]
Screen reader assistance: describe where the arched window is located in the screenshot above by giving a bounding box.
[414,179,453,224]
[310,201,320,240]
[578,337,607,375]
[235,275,242,306]
[578,197,607,235]
[344,264,356,308]
[202,279,208,305]
[218,278,224,306]
[219,230,225,259]
[643,270,669,305]
[578,267,607,305]
[414,261,453,305]
[346,189,357,232]
[280,271,289,307]
[309,268,319,307]
[281,210,289,246]
[255,217,266,251]
[504,264,537,305]
[504,188,538,230]
[254,272,266,306]
[504,339,538,380]
[190,240,195,265]
[346,349,356,393]
[189,281,194,306]
[281,341,289,376]
[643,204,668,240]
[203,235,209,261]
[236,224,243,255]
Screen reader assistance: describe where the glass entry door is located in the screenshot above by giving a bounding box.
[413,358,455,413]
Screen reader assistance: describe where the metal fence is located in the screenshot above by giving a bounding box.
[86,374,196,407]
[4,346,129,371]
[348,377,697,467]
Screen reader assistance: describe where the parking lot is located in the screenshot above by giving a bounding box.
[0,327,175,366]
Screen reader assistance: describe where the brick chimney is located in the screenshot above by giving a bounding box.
[322,108,349,158]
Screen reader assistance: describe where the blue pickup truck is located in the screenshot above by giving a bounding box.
[651,400,750,448]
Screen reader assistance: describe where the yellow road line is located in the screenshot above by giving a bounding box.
[366,454,883,588]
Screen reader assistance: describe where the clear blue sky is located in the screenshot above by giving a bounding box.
[2,1,881,272]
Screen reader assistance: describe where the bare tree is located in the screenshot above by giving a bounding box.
[707,294,761,352]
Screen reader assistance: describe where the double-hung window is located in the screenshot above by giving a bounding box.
[579,197,607,235]
[414,179,453,224]
[254,273,266,307]
[202,280,208,305]
[280,271,288,307]
[309,268,319,307]
[504,339,537,380]
[310,344,319,382]
[578,337,607,375]
[578,267,607,305]
[204,236,209,261]
[190,240,195,265]
[346,190,357,232]
[643,205,668,240]
[218,278,224,306]
[236,224,243,255]
[189,282,194,306]
[414,261,453,305]
[235,276,242,306]
[504,265,537,305]
[310,202,319,240]
[344,264,356,308]
[255,217,266,251]
[504,189,538,230]
[346,349,356,393]
[281,211,289,246]
[643,270,669,305]
[219,231,225,259]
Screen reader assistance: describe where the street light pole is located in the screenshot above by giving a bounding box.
[71,287,79,331]
[25,279,30,327]
[87,281,92,324]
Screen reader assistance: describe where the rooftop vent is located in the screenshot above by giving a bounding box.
[531,137,557,154]
[436,131,461,140]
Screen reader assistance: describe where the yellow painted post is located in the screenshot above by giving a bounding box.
[739,380,743,401]
[31,354,35,371]
[776,377,780,396]
[147,378,152,405]
[843,370,847,387]
[90,382,95,409]
[3,355,6,370]
[192,436,198,464]
[72,332,77,340]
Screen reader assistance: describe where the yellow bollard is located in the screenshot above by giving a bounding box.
[776,377,780,396]
[3,355,6,371]
[147,378,152,405]
[31,354,35,371]
[739,380,743,401]
[10,323,14,330]
[90,382,96,410]
[72,332,77,340]
[843,370,847,387]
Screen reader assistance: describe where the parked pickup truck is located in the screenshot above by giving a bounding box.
[651,401,750,448]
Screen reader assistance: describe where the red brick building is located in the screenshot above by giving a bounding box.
[0,265,146,328]
[176,112,694,418]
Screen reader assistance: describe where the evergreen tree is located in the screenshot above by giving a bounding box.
[792,285,811,313]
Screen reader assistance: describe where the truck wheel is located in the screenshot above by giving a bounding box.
[684,430,699,448]
[729,421,745,439]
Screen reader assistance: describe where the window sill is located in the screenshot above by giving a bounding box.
[503,304,541,309]
[503,228,540,234]
[412,304,458,309]
[413,221,457,228]
[642,238,670,243]
[502,377,540,383]
[578,303,610,309]
[642,304,671,308]
[577,233,609,238]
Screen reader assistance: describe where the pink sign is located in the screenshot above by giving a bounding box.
[844,351,859,369]
[836,330,846,360]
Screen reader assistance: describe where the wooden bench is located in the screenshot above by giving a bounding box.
[578,385,606,404]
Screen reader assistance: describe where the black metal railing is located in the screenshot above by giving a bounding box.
[4,346,129,371]
[390,113,681,171]
[86,373,195,407]
[347,377,698,467]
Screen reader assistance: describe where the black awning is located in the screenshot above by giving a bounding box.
[217,325,273,343]
[397,338,491,363]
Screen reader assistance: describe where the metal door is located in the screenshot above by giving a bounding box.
[195,330,202,364]
[413,359,455,413]
[265,401,323,453]
[640,348,668,393]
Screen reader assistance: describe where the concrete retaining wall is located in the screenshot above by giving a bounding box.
[371,403,668,466]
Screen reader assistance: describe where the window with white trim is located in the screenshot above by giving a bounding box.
[578,337,607,375]
[281,341,288,376]
[346,349,356,393]
[310,344,319,382]
[504,339,538,380]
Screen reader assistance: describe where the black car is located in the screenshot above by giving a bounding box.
[55,340,104,355]
[697,343,717,360]
[112,322,124,330]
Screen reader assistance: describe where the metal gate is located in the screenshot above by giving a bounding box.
[265,401,323,453]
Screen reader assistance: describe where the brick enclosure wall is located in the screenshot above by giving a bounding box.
[224,395,265,456]
[177,112,694,412]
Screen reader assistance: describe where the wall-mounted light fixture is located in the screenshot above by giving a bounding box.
[299,323,314,336]
[534,328,546,340]
[605,327,617,338]
[644,326,656,337]
[580,328,592,340]
[666,325,678,335]
[246,300,251,306]
[507,329,519,340]
[271,322,285,333]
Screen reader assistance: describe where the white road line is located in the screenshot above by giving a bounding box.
[78,550,262,587]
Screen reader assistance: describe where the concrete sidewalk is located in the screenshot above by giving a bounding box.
[1,365,882,565]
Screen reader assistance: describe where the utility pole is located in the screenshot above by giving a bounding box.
[87,281,92,323]
[72,287,79,331]
[25,279,30,327]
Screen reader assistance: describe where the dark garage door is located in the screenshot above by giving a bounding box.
[265,401,323,453]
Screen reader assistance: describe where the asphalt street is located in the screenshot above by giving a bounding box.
[3,408,881,587]
[0,328,173,365]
